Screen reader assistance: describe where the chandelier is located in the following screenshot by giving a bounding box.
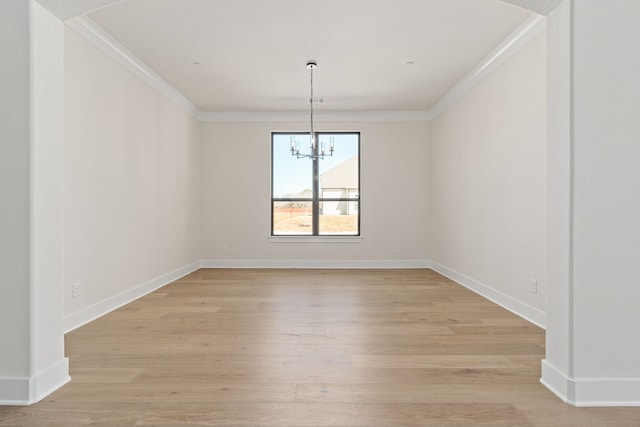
[290,61,334,160]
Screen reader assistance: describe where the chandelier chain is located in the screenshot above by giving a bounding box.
[310,65,314,137]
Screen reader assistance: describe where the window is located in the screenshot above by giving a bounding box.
[272,132,360,236]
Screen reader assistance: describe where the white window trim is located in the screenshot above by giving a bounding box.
[268,236,363,243]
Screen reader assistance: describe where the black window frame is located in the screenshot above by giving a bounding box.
[271,131,361,237]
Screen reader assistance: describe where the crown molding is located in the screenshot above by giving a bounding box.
[37,0,125,21]
[67,16,431,123]
[197,110,433,122]
[428,14,546,120]
[68,13,544,124]
[499,0,562,16]
[66,16,202,118]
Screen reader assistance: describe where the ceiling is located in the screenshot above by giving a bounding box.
[87,0,533,113]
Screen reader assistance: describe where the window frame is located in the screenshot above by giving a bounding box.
[271,131,361,237]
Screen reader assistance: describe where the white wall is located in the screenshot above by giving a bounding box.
[571,0,640,382]
[0,0,69,405]
[540,0,640,406]
[542,0,640,406]
[0,0,33,382]
[543,0,573,397]
[429,31,547,325]
[200,121,430,266]
[63,26,201,327]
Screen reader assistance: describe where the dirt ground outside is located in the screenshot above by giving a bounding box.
[273,213,358,234]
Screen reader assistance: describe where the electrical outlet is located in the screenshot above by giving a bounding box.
[394,246,401,254]
[72,283,80,298]
[530,279,538,294]
[223,245,230,254]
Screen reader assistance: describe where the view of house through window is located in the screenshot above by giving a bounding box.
[272,132,360,236]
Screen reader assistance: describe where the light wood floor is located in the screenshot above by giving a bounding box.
[2,269,639,426]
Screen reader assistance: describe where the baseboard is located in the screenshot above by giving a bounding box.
[430,261,546,329]
[65,260,544,331]
[540,359,572,404]
[0,358,70,405]
[541,360,640,407]
[200,259,432,269]
[64,259,429,332]
[64,261,201,333]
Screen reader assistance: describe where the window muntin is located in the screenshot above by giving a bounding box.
[272,132,360,236]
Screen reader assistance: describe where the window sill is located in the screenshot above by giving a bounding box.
[268,236,363,243]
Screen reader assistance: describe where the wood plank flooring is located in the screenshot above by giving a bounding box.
[2,268,640,426]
